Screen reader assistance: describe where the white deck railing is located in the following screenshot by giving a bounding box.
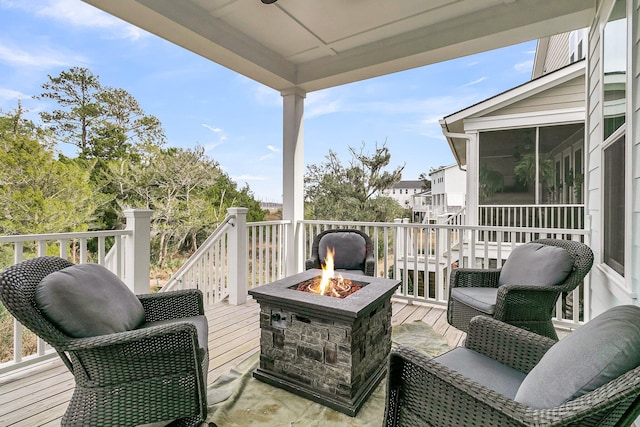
[0,206,589,374]
[0,229,131,373]
[479,204,585,229]
[0,209,151,373]
[161,210,290,305]
[299,220,588,328]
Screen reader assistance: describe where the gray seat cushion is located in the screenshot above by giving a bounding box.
[319,232,366,270]
[35,263,146,338]
[498,243,573,287]
[515,305,640,408]
[450,287,498,315]
[141,315,209,357]
[434,347,527,399]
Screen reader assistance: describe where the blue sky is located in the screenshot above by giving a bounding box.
[0,0,537,202]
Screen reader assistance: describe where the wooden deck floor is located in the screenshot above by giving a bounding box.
[0,298,461,426]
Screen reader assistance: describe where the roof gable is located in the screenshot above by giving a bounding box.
[440,60,585,166]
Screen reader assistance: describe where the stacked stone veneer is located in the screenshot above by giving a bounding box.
[257,297,392,406]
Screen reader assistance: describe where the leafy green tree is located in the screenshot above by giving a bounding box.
[419,172,432,191]
[36,67,165,160]
[36,67,102,151]
[0,112,99,235]
[304,141,405,221]
[88,87,165,159]
[106,145,264,267]
[36,67,168,233]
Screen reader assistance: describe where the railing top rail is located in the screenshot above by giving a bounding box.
[478,204,585,208]
[0,229,132,243]
[300,220,402,228]
[298,219,588,236]
[247,220,291,226]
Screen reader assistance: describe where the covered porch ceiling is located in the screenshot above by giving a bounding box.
[83,0,594,93]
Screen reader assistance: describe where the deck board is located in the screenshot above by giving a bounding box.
[0,297,457,426]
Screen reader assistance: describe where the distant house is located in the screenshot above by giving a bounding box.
[260,201,283,212]
[428,164,466,223]
[381,180,425,210]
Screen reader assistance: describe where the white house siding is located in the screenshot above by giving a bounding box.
[632,0,640,302]
[586,0,639,317]
[543,32,572,74]
[490,75,585,116]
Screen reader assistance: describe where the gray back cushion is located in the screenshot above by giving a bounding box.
[319,232,366,270]
[499,242,573,286]
[35,263,146,338]
[515,305,640,408]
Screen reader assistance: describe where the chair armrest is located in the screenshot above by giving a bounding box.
[61,320,199,351]
[138,289,204,321]
[464,316,555,373]
[364,254,376,277]
[60,322,204,384]
[493,284,565,325]
[449,268,501,289]
[305,258,320,270]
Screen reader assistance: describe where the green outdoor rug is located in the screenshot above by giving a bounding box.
[204,321,450,427]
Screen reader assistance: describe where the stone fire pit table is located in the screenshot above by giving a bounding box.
[248,269,400,416]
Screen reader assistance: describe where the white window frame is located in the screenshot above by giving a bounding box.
[597,0,630,290]
[600,124,626,282]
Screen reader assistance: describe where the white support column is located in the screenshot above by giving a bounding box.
[228,207,249,305]
[466,132,479,226]
[281,87,306,276]
[123,209,152,295]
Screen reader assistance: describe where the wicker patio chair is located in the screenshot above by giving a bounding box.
[0,256,208,427]
[447,238,594,340]
[305,229,376,276]
[385,307,640,427]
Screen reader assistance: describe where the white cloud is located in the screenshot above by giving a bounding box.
[0,41,82,68]
[203,141,225,151]
[254,84,280,105]
[514,59,534,73]
[404,93,485,138]
[306,90,343,118]
[201,124,227,151]
[0,87,29,101]
[259,144,280,160]
[306,86,484,119]
[4,0,147,41]
[463,76,487,87]
[202,124,222,133]
[233,174,267,181]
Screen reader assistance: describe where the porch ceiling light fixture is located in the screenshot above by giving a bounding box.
[261,0,277,3]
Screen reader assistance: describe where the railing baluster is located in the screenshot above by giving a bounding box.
[434,227,441,302]
[1,229,132,373]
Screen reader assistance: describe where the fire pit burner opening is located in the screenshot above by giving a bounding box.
[291,275,365,298]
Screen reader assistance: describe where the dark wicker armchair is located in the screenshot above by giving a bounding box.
[305,229,375,276]
[0,256,208,427]
[385,309,640,427]
[447,238,594,339]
